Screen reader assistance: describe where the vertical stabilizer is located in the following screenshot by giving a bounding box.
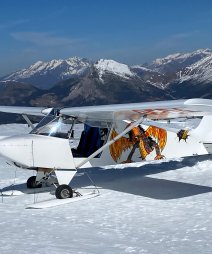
[191,116,212,142]
[191,116,212,153]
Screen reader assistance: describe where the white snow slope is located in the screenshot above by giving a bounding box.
[180,53,212,84]
[94,59,135,81]
[0,124,212,254]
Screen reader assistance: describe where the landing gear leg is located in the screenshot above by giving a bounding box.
[27,169,58,189]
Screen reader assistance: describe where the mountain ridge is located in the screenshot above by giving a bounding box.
[1,57,91,90]
[0,48,211,123]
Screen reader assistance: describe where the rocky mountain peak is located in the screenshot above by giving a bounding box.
[94,59,135,81]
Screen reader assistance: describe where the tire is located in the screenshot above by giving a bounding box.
[27,176,42,189]
[55,185,73,199]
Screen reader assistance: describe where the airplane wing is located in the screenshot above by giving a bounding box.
[60,98,212,123]
[0,106,52,116]
[0,98,211,122]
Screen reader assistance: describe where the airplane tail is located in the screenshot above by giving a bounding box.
[191,116,212,141]
[191,115,212,154]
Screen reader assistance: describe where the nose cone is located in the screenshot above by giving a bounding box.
[0,135,33,168]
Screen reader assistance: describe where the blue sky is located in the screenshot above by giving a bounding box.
[1,0,212,76]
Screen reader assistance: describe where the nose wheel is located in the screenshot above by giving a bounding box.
[55,185,73,199]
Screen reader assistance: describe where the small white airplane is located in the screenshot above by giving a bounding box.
[0,98,211,201]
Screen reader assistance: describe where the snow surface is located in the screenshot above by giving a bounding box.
[0,124,212,254]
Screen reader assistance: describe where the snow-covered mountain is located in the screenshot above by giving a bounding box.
[131,65,170,89]
[2,57,91,89]
[94,59,135,81]
[179,53,212,84]
[135,48,212,90]
[148,48,212,74]
[1,58,137,89]
[0,49,211,115]
[167,52,212,99]
[2,48,212,91]
[46,63,169,107]
[0,57,170,117]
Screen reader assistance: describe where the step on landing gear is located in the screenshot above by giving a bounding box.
[55,184,73,199]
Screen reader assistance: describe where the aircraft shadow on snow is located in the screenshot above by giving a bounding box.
[72,154,212,200]
[0,184,53,195]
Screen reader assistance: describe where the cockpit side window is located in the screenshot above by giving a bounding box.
[31,114,74,139]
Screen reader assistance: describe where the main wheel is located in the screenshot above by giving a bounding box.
[55,185,73,199]
[27,176,42,189]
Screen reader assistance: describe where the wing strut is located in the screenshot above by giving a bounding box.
[75,116,145,169]
[22,114,35,129]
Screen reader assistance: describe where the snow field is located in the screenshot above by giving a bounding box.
[0,124,212,254]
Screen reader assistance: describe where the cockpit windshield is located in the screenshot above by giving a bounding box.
[30,115,74,139]
[30,111,112,158]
